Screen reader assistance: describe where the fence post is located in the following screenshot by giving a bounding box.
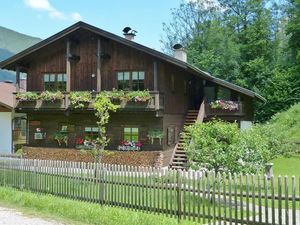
[177,169,182,223]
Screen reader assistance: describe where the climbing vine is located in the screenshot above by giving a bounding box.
[91,92,120,163]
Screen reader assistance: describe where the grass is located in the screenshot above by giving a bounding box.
[0,186,199,225]
[272,154,300,177]
[269,103,300,142]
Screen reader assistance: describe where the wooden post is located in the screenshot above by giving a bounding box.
[16,66,20,92]
[97,39,102,92]
[153,61,158,91]
[66,40,71,92]
[177,170,182,223]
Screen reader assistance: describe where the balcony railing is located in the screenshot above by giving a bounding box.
[205,101,244,117]
[14,91,164,111]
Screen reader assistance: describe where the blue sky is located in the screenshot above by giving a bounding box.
[0,0,183,51]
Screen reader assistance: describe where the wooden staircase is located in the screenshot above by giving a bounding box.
[169,110,198,170]
[169,100,206,170]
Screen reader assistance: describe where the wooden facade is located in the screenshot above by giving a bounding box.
[0,22,263,151]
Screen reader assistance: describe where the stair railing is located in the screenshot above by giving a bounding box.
[169,143,178,168]
[196,99,206,123]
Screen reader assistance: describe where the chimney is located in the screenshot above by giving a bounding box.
[122,26,137,41]
[173,44,187,62]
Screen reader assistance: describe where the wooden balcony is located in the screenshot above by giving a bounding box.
[205,101,244,117]
[14,91,164,112]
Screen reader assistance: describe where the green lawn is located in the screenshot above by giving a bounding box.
[0,187,199,225]
[271,154,300,177]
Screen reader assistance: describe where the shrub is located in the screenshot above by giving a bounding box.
[184,120,292,174]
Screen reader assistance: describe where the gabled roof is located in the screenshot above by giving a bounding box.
[0,21,265,102]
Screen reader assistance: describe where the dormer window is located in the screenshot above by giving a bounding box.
[117,71,145,91]
[44,73,67,91]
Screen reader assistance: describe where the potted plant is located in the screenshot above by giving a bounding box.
[53,131,68,146]
[147,129,164,144]
[69,91,92,109]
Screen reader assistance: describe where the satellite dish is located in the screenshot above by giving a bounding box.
[173,43,183,50]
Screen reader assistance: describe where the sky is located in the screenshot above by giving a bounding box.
[0,0,184,51]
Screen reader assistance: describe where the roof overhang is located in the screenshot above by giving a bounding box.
[0,21,266,102]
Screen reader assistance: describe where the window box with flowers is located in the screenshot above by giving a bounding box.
[118,140,143,151]
[75,136,99,150]
[209,100,239,111]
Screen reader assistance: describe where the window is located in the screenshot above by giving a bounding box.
[85,127,99,140]
[124,127,139,142]
[117,72,130,90]
[132,71,145,90]
[117,71,145,90]
[44,73,67,91]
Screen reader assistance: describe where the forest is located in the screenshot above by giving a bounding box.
[161,0,300,121]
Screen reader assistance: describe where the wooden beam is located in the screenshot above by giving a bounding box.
[16,66,20,92]
[153,61,158,91]
[66,40,71,92]
[97,38,102,92]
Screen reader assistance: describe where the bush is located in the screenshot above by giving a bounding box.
[184,120,292,174]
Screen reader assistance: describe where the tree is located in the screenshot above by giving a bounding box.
[161,0,299,122]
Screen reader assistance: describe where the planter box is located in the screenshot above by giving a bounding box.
[40,100,65,109]
[118,145,141,151]
[16,100,37,108]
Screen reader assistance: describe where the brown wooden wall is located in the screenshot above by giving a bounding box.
[26,31,157,92]
[27,111,163,150]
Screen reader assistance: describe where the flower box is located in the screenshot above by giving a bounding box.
[118,140,142,151]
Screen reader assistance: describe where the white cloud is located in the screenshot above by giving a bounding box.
[24,0,82,21]
[71,12,82,21]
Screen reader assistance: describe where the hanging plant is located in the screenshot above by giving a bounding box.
[69,91,92,109]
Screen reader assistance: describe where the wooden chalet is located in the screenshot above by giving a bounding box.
[0,22,264,169]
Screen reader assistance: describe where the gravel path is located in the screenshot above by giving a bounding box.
[0,206,65,225]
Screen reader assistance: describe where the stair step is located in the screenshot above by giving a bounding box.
[171,165,186,170]
[174,157,187,161]
[172,161,186,165]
